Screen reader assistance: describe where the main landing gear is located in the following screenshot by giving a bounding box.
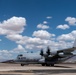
[41,63,54,66]
[21,64,25,66]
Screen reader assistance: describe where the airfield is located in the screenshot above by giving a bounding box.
[0,63,76,75]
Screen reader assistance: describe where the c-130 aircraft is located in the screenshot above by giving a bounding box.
[13,39,76,66]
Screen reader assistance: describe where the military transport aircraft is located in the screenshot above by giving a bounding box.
[11,39,76,66]
[3,39,76,66]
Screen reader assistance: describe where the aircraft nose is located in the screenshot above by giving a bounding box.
[1,60,15,63]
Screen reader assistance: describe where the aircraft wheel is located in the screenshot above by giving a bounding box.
[51,64,54,66]
[42,63,45,66]
[21,64,24,66]
[46,64,50,66]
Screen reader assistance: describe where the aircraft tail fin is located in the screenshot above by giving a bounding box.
[73,39,76,47]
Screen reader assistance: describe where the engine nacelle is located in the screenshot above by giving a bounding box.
[58,52,73,57]
[58,53,65,57]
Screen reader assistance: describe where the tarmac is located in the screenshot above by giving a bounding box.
[0,63,76,75]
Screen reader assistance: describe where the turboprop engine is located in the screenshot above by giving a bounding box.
[58,52,73,57]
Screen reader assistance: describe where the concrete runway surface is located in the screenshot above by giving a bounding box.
[0,63,76,75]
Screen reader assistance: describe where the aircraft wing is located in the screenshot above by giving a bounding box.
[57,47,76,53]
[57,39,76,53]
[45,47,76,64]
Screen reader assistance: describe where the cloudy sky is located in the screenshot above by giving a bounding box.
[0,0,76,59]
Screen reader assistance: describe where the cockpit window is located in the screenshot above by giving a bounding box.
[17,54,23,59]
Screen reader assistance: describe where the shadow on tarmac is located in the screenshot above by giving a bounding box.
[54,65,72,68]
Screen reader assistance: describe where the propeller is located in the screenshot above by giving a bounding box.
[46,46,51,56]
[40,46,51,57]
[40,48,44,56]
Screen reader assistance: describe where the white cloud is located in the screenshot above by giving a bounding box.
[24,38,53,50]
[0,16,26,35]
[56,24,70,30]
[6,35,44,50]
[0,50,12,59]
[65,17,76,25]
[32,30,55,39]
[15,30,76,51]
[16,36,29,45]
[17,36,45,46]
[16,36,51,49]
[14,30,56,50]
[0,16,27,59]
[46,16,52,19]
[6,34,23,41]
[57,30,76,41]
[43,21,48,24]
[13,45,26,53]
[0,45,27,59]
[0,29,76,59]
[37,23,49,29]
[0,16,76,59]
[57,34,74,41]
[0,39,2,41]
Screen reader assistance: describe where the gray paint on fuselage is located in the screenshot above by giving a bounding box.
[15,53,42,63]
